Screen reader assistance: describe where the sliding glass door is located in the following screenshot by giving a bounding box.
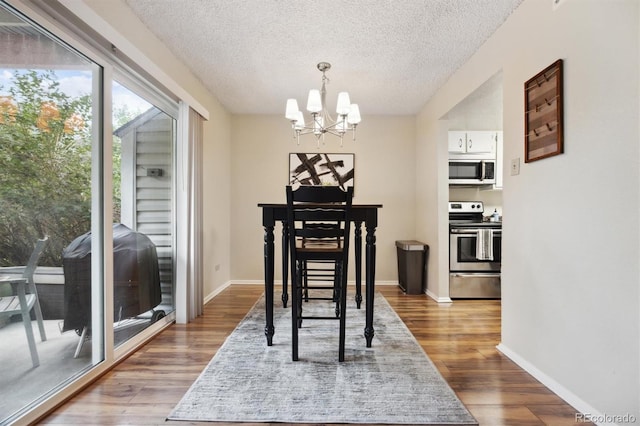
[0,3,103,422]
[111,80,176,348]
[0,2,178,423]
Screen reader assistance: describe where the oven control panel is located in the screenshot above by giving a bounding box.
[448,201,484,213]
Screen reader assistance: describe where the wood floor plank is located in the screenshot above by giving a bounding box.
[37,284,593,425]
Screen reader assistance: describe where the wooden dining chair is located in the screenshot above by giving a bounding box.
[0,236,49,367]
[286,185,353,362]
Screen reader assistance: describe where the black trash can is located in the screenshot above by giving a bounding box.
[395,240,429,295]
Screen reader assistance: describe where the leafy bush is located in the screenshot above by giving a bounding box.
[0,70,92,266]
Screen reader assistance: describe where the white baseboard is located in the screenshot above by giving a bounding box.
[426,288,452,303]
[496,343,608,425]
[229,280,264,285]
[227,279,399,287]
[370,280,397,286]
[215,280,443,304]
[203,280,233,304]
[219,280,400,302]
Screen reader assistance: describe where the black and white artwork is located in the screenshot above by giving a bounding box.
[289,153,354,190]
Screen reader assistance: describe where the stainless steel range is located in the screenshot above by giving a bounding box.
[449,201,501,298]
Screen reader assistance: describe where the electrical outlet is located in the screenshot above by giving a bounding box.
[510,158,520,176]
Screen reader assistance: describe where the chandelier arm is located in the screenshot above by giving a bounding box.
[296,126,355,136]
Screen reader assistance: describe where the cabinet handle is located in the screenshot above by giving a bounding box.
[458,138,463,148]
[451,273,500,278]
[468,138,472,148]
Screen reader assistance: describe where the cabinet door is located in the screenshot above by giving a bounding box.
[465,131,496,154]
[448,131,467,153]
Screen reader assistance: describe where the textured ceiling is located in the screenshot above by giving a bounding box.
[123,0,523,115]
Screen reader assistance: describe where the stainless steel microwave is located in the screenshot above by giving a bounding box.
[449,159,496,185]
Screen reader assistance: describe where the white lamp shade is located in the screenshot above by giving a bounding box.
[294,111,305,129]
[306,89,322,113]
[285,99,299,120]
[347,104,361,124]
[336,92,351,115]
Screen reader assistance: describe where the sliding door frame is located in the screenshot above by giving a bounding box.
[2,0,207,423]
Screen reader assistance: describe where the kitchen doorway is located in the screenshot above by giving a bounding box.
[442,71,504,303]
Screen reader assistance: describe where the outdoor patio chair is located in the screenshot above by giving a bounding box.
[0,236,49,367]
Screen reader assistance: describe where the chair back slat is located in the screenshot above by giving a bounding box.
[297,228,343,239]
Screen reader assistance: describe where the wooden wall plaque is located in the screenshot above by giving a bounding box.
[524,59,563,162]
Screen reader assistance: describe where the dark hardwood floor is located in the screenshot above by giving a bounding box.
[39,284,590,425]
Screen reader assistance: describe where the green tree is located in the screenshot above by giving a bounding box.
[0,70,92,266]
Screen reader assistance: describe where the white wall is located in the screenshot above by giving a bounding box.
[417,0,639,419]
[230,114,416,285]
[415,113,450,300]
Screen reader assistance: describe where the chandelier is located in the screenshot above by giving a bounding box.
[285,62,361,148]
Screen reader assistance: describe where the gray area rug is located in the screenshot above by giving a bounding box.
[168,293,477,425]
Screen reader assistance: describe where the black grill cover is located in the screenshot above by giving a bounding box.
[62,223,162,332]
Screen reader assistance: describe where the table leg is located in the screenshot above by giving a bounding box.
[354,221,362,309]
[263,225,275,345]
[281,221,289,308]
[364,225,377,347]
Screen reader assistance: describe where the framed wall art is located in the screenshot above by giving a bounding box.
[289,153,354,191]
[524,59,564,163]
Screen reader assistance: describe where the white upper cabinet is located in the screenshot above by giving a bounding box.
[448,131,468,154]
[448,131,498,155]
[466,131,497,154]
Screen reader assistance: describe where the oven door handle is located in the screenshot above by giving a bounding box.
[451,273,500,278]
[451,228,502,234]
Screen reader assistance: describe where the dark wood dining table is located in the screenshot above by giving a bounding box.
[258,202,382,348]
